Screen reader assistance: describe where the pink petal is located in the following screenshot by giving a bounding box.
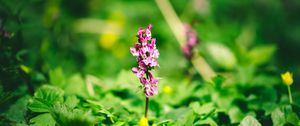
[130,47,139,56]
[132,67,144,78]
[139,77,148,85]
[147,24,152,30]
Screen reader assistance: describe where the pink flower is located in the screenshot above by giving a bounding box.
[149,38,156,49]
[139,73,159,97]
[130,24,160,97]
[147,24,152,30]
[132,67,145,78]
[139,73,159,85]
[138,61,147,70]
[130,43,140,56]
[144,84,158,97]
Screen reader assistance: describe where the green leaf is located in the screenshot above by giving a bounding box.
[28,99,51,112]
[194,117,218,126]
[206,42,237,70]
[98,108,115,119]
[49,67,66,88]
[240,115,262,126]
[172,109,194,126]
[28,85,64,112]
[236,65,255,85]
[86,99,121,122]
[183,110,195,126]
[115,70,140,90]
[30,113,56,126]
[65,95,79,109]
[212,75,225,89]
[20,64,31,74]
[51,104,96,126]
[35,85,64,104]
[86,99,104,108]
[164,108,191,122]
[64,74,88,97]
[0,85,13,108]
[228,106,245,123]
[15,123,28,126]
[149,100,161,117]
[162,107,196,125]
[191,102,215,116]
[111,121,126,126]
[5,96,29,122]
[248,45,276,65]
[286,112,299,126]
[271,108,286,126]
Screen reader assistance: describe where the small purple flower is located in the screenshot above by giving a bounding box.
[144,84,158,97]
[139,73,159,96]
[130,43,140,56]
[130,24,160,97]
[132,67,145,78]
[181,24,199,59]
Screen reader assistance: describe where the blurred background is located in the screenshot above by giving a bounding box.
[1,0,300,82]
[1,0,300,125]
[1,0,300,79]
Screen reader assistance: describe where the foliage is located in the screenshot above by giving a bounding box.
[1,0,300,125]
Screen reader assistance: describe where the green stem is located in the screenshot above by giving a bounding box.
[145,97,149,118]
[144,71,150,118]
[287,85,293,104]
[154,0,186,47]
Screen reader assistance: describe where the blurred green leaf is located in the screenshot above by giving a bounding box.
[248,45,276,65]
[5,96,29,122]
[191,102,215,117]
[65,95,79,109]
[30,113,56,126]
[111,121,126,126]
[0,86,13,107]
[228,106,245,123]
[236,65,255,85]
[194,117,218,126]
[149,100,161,117]
[175,110,194,126]
[163,108,190,123]
[206,42,237,70]
[49,67,66,88]
[20,64,31,74]
[64,74,88,97]
[286,112,300,126]
[115,70,140,90]
[240,115,261,126]
[271,108,286,126]
[212,75,225,89]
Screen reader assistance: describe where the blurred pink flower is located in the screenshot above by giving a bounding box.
[181,24,199,59]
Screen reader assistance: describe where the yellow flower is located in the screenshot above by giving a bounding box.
[139,117,148,126]
[152,124,157,126]
[281,71,293,86]
[99,32,118,49]
[163,85,172,95]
